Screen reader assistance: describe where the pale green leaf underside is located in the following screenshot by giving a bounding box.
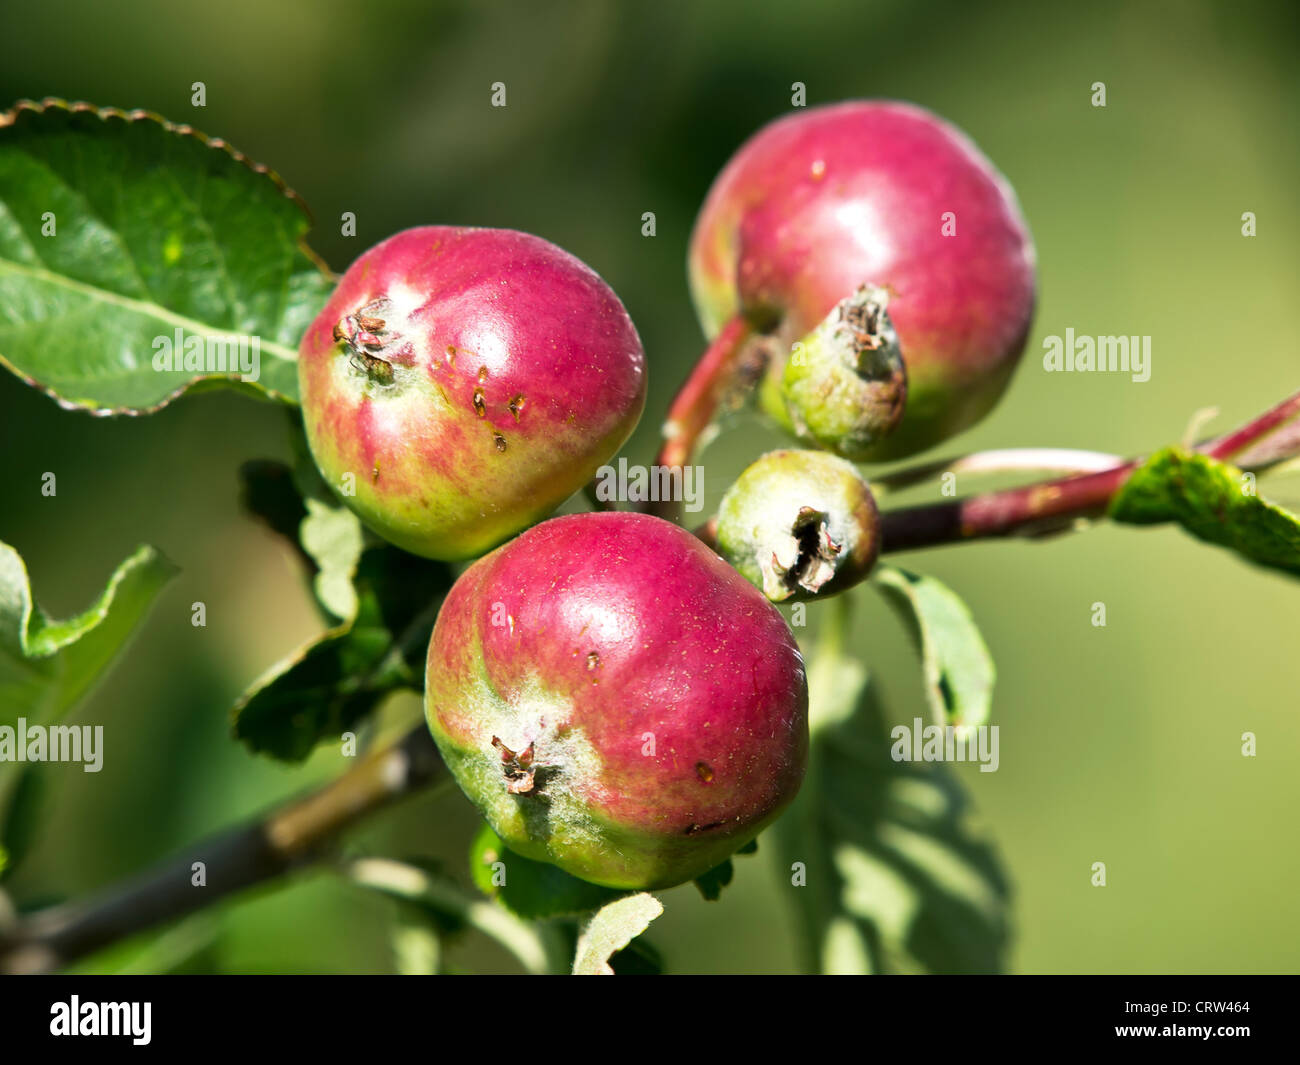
[572,893,663,975]
[0,99,332,414]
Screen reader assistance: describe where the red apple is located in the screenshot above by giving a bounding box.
[425,511,809,889]
[299,226,646,559]
[689,100,1036,460]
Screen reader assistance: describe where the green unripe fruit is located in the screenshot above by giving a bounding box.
[716,449,880,602]
[773,285,907,460]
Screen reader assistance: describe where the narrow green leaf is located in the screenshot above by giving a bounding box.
[1110,446,1300,578]
[874,565,995,731]
[469,823,626,919]
[572,893,663,975]
[64,913,223,975]
[0,540,176,722]
[0,99,332,414]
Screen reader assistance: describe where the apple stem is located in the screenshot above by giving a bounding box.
[651,313,756,521]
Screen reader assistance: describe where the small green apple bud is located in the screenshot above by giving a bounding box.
[780,285,907,460]
[716,449,880,602]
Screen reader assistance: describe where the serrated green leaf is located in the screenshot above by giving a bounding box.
[572,892,663,975]
[0,540,176,722]
[774,602,1011,974]
[874,564,995,731]
[1110,446,1300,577]
[0,99,332,414]
[469,822,626,919]
[231,545,450,761]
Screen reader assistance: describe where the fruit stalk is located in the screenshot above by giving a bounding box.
[652,313,755,521]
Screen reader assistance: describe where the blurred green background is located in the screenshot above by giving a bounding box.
[1,0,1296,973]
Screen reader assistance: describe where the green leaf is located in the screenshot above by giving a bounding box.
[1110,446,1300,578]
[0,540,176,722]
[233,546,452,764]
[240,418,369,625]
[774,601,1012,974]
[469,823,627,919]
[234,431,451,762]
[0,99,332,414]
[231,544,450,761]
[572,892,664,975]
[874,564,995,730]
[299,498,364,623]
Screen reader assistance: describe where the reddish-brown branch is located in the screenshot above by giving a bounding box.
[1203,389,1300,462]
[878,461,1138,552]
[879,389,1300,554]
